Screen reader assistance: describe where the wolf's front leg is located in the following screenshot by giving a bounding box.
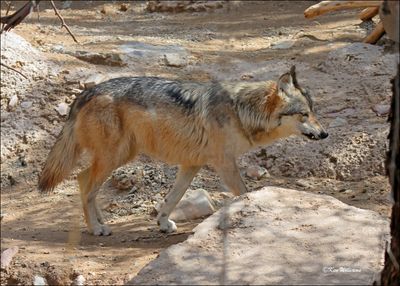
[157,166,200,233]
[214,159,248,196]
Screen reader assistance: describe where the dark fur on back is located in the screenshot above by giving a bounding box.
[69,77,233,118]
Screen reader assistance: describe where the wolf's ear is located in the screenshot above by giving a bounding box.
[289,65,299,87]
[278,66,298,93]
[278,72,293,93]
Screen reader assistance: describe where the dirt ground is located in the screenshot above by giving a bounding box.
[0,1,398,285]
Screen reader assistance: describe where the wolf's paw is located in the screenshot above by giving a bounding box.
[92,224,112,236]
[159,219,177,233]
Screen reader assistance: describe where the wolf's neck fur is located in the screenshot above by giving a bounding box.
[223,81,279,135]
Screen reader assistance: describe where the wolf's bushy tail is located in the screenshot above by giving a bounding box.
[38,119,81,192]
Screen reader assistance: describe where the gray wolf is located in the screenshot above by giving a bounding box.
[38,65,328,236]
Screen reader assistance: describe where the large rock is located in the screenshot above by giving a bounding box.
[129,187,389,285]
[146,1,225,13]
[119,41,189,67]
[71,51,127,67]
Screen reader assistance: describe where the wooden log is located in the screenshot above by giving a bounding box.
[363,21,385,44]
[304,1,382,19]
[359,6,379,21]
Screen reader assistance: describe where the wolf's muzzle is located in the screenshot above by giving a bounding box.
[303,131,329,140]
[319,131,329,139]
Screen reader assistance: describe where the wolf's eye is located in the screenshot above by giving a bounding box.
[300,113,309,122]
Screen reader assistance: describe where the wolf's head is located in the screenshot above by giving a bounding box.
[268,66,328,141]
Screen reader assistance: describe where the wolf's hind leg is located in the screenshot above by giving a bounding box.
[78,166,112,236]
[157,165,200,233]
[78,146,137,236]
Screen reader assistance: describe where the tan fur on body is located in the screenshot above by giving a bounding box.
[39,66,328,235]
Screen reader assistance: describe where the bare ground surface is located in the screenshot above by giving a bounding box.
[0,1,398,285]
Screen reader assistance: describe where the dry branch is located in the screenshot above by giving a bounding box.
[49,0,78,43]
[359,6,379,21]
[363,21,385,44]
[304,1,382,19]
[0,0,78,44]
[0,62,28,79]
[0,0,40,33]
[1,1,12,30]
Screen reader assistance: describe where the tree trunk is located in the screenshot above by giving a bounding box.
[380,63,400,285]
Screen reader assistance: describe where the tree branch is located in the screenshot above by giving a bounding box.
[304,1,382,19]
[1,62,28,79]
[49,0,78,43]
[1,1,12,30]
[0,0,40,34]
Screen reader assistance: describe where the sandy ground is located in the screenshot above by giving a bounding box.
[0,1,398,285]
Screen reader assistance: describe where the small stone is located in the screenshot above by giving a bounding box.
[220,192,234,199]
[40,261,50,268]
[8,175,16,186]
[163,53,187,67]
[55,102,69,116]
[100,5,111,14]
[33,275,47,286]
[81,74,105,89]
[111,168,136,191]
[372,104,390,116]
[70,88,83,94]
[329,117,348,128]
[1,246,19,270]
[271,39,296,50]
[246,166,269,180]
[73,274,85,286]
[61,1,72,9]
[8,95,18,108]
[120,3,130,11]
[20,101,33,109]
[241,74,254,80]
[52,44,65,53]
[296,179,311,188]
[169,189,216,222]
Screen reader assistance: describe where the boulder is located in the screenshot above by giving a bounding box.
[130,187,389,285]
